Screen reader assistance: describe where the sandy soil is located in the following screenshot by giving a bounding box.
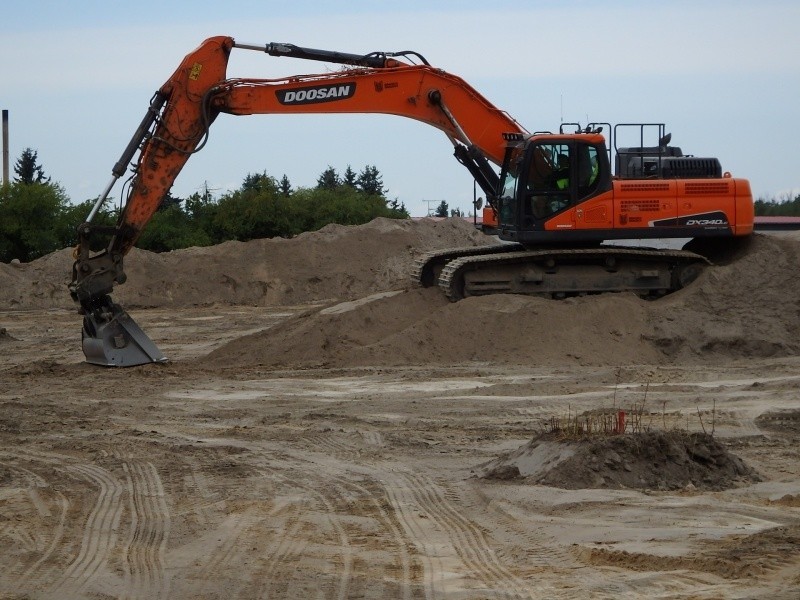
[1,219,799,599]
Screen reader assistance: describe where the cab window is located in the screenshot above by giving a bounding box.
[498,147,523,226]
[527,143,571,219]
[576,144,601,198]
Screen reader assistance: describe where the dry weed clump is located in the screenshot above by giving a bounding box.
[543,369,717,441]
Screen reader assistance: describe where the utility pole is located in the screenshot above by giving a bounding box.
[422,199,440,216]
[2,110,9,186]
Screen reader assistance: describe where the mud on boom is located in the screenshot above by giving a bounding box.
[69,36,753,366]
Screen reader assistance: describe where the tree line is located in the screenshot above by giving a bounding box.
[3,147,798,263]
[0,148,409,263]
[753,193,800,217]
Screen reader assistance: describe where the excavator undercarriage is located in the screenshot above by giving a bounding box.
[413,245,708,301]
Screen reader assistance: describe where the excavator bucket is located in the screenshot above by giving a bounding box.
[81,301,167,367]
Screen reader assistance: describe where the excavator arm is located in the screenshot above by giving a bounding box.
[69,35,525,366]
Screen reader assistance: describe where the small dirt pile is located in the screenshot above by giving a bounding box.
[479,430,760,491]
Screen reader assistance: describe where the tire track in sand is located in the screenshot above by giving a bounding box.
[282,432,424,600]
[331,476,419,600]
[0,451,72,593]
[47,463,125,597]
[472,485,579,572]
[8,448,171,598]
[188,511,257,598]
[280,432,424,600]
[382,476,446,599]
[120,460,171,600]
[256,502,309,599]
[181,462,348,600]
[398,471,534,599]
[255,465,353,600]
[9,492,69,595]
[299,486,353,600]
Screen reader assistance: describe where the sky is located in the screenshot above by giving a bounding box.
[1,0,799,217]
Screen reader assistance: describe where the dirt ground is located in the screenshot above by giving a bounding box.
[1,218,799,599]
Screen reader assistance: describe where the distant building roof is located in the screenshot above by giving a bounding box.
[754,216,800,230]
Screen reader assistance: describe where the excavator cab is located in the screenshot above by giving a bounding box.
[494,132,611,244]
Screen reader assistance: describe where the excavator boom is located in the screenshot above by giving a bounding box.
[82,36,522,258]
[69,35,524,366]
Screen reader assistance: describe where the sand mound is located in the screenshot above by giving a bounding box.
[3,216,800,369]
[0,217,492,310]
[0,250,73,309]
[204,232,800,368]
[645,233,800,361]
[204,287,664,368]
[479,430,760,491]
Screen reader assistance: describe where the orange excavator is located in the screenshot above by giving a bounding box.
[69,36,753,366]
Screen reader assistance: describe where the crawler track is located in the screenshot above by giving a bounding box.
[415,245,708,300]
[411,244,524,288]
